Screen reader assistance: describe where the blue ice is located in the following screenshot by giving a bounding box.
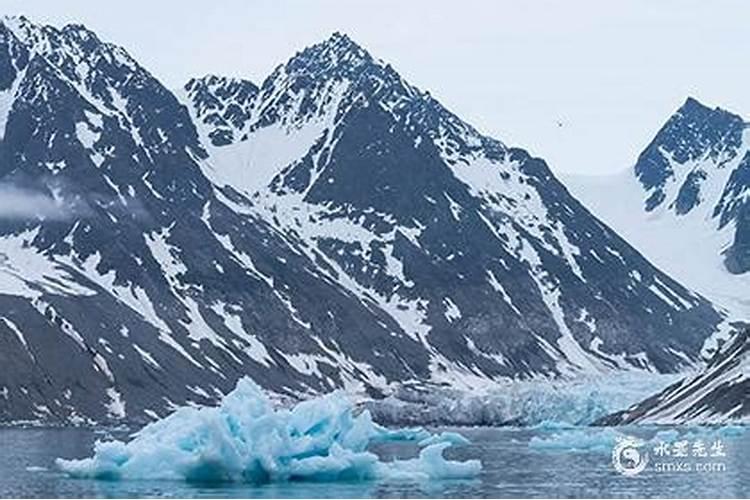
[528,427,623,453]
[56,378,481,483]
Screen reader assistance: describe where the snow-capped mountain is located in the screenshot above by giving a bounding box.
[0,18,729,425]
[0,17,435,424]
[566,98,750,317]
[599,328,748,425]
[185,36,727,379]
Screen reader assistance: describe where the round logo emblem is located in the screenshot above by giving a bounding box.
[612,436,649,476]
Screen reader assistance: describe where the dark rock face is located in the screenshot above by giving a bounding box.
[635,97,745,212]
[597,328,749,425]
[184,75,258,146]
[0,19,726,425]
[673,169,707,215]
[0,18,429,424]
[723,158,750,274]
[632,97,750,274]
[188,37,724,378]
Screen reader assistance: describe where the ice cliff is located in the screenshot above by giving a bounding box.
[367,372,681,426]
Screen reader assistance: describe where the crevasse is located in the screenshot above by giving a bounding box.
[56,378,481,483]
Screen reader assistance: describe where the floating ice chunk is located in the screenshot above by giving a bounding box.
[528,428,623,453]
[56,378,480,483]
[24,466,48,472]
[654,425,746,442]
[714,425,745,438]
[528,425,745,455]
[418,431,471,447]
[377,442,480,480]
[530,420,576,431]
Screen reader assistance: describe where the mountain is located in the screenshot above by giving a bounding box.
[598,328,748,425]
[566,98,750,317]
[0,17,435,424]
[0,18,727,425]
[184,37,728,377]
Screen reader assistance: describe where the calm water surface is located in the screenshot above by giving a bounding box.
[0,426,746,498]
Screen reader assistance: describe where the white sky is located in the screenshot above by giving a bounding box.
[4,0,749,175]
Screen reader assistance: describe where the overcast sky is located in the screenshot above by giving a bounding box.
[5,0,749,175]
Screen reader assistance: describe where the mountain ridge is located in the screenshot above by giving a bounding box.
[566,96,750,319]
[597,328,749,425]
[184,31,728,376]
[0,18,734,425]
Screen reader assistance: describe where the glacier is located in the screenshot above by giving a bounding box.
[367,372,682,427]
[56,378,480,483]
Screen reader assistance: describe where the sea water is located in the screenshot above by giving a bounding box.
[1,425,747,498]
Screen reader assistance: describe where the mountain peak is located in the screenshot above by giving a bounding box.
[634,95,748,213]
[0,14,31,27]
[646,96,747,156]
[1,14,42,42]
[683,95,708,107]
[283,31,375,79]
[2,15,96,39]
[60,21,100,42]
[679,96,711,114]
[0,14,128,68]
[675,96,744,125]
[0,14,33,28]
[319,31,369,59]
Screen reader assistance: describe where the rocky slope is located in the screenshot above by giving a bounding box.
[566,98,750,318]
[598,328,748,425]
[183,35,727,380]
[0,18,729,425]
[0,17,431,424]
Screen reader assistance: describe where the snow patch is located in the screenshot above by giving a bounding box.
[105,387,126,419]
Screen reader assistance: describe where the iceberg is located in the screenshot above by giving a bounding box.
[56,378,480,483]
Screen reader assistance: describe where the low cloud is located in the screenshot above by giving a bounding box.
[0,179,152,223]
[0,183,83,221]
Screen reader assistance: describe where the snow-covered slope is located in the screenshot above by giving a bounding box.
[184,34,727,381]
[0,18,731,426]
[565,98,750,318]
[0,17,434,424]
[599,328,748,425]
